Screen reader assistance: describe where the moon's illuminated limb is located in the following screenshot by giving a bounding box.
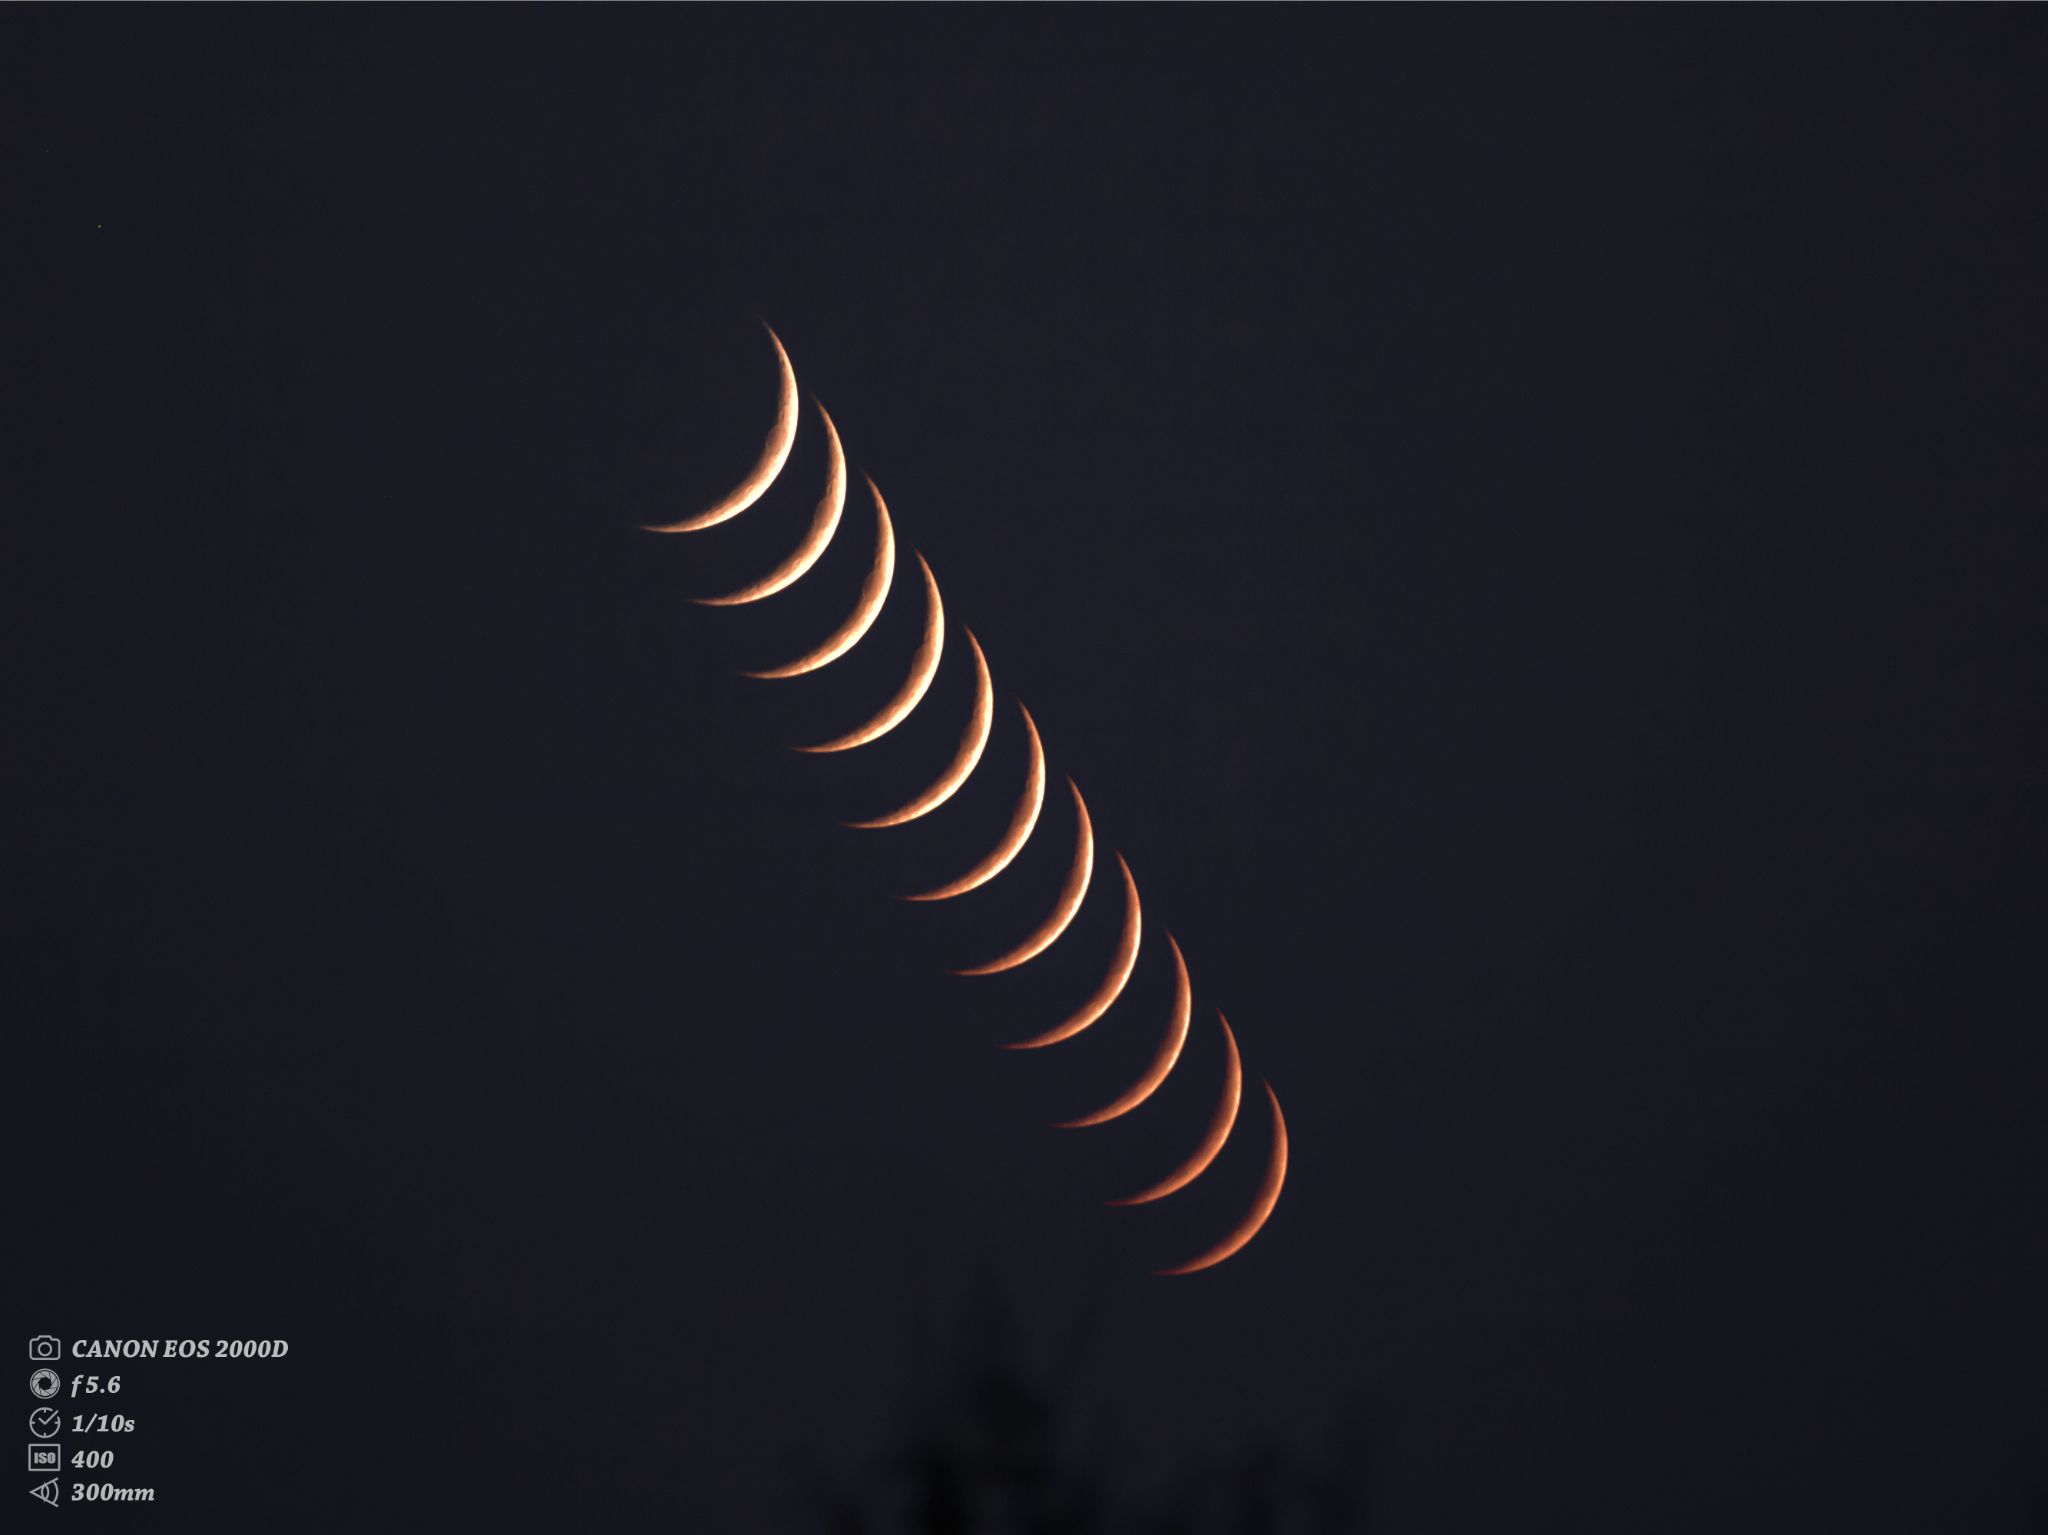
[1109,1011,1242,1206]
[1056,934,1193,1124]
[796,553,944,754]
[747,475,896,680]
[695,402,846,606]
[645,324,798,534]
[904,702,1046,902]
[847,629,994,827]
[1156,1082,1287,1276]
[1005,855,1141,1049]
[954,778,1094,975]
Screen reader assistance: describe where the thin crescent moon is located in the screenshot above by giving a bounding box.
[954,778,1094,975]
[904,701,1046,902]
[1156,1081,1288,1276]
[1055,933,1193,1124]
[1004,854,1141,1049]
[746,476,896,680]
[847,629,994,827]
[694,401,846,606]
[795,553,944,754]
[645,324,798,534]
[1108,1010,1242,1206]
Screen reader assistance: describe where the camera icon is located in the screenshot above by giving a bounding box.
[27,1337,59,1364]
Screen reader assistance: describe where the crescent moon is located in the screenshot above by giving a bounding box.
[645,324,798,534]
[953,777,1094,975]
[847,629,994,828]
[795,553,944,754]
[904,701,1046,902]
[694,401,846,606]
[747,475,896,680]
[1055,933,1193,1125]
[1003,854,1141,1049]
[1156,1081,1288,1276]
[1108,1010,1242,1206]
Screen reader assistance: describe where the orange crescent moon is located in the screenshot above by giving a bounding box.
[847,629,994,828]
[746,475,896,680]
[904,701,1046,902]
[954,777,1094,975]
[1055,933,1193,1125]
[1156,1081,1287,1276]
[1003,854,1141,1049]
[1109,1010,1242,1206]
[694,401,846,606]
[796,553,944,754]
[645,324,798,534]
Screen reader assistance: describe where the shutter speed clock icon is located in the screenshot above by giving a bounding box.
[28,1370,60,1401]
[27,1337,59,1363]
[29,1408,61,1438]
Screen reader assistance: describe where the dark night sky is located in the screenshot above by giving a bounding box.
[12,8,2048,1531]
